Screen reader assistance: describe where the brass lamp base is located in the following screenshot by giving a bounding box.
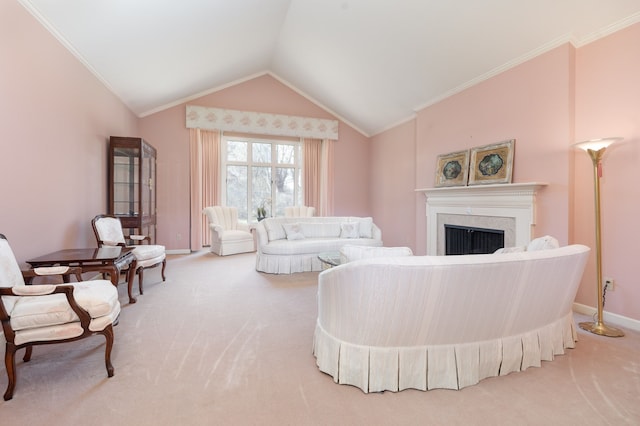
[579,321,625,337]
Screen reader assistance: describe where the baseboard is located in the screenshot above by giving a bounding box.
[573,302,640,333]
[166,249,191,255]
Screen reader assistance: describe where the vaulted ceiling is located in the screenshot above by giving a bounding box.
[19,0,640,136]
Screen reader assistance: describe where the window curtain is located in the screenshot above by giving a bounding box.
[189,128,220,250]
[303,138,334,216]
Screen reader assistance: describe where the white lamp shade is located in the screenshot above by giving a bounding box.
[574,137,622,152]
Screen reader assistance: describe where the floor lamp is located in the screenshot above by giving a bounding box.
[573,137,624,337]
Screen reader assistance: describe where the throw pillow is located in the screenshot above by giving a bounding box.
[349,217,373,238]
[282,223,305,241]
[527,235,560,251]
[263,219,287,241]
[340,222,359,239]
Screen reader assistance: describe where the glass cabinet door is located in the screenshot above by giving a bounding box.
[112,146,140,216]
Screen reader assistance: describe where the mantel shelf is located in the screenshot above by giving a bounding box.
[416,182,548,197]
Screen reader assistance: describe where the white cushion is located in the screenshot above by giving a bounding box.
[131,244,165,260]
[216,230,252,242]
[527,236,560,251]
[263,218,287,241]
[283,223,306,241]
[9,280,120,331]
[349,217,373,238]
[340,223,360,239]
[94,217,127,245]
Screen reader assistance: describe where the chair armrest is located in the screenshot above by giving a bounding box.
[254,222,269,251]
[21,267,83,284]
[129,234,150,244]
[209,224,224,239]
[0,285,92,328]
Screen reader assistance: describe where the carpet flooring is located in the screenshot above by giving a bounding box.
[0,250,638,425]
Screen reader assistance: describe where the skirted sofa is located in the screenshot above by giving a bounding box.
[313,240,590,393]
[255,216,382,274]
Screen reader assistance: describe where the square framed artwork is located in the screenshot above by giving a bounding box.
[435,150,470,187]
[468,139,515,185]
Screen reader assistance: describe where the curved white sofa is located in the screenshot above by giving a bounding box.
[313,243,590,393]
[255,216,382,274]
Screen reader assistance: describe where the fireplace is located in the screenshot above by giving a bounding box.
[416,183,547,255]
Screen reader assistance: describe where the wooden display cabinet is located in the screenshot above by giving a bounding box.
[108,136,157,244]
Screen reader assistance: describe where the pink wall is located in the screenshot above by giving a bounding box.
[574,24,640,320]
[370,120,417,248]
[0,1,138,264]
[139,74,371,250]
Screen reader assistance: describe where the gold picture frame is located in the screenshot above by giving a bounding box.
[468,139,515,185]
[435,150,470,187]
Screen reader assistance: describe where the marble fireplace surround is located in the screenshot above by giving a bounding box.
[417,183,548,255]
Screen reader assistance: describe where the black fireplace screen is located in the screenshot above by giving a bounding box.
[445,225,504,255]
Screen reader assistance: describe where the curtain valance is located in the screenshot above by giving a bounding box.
[186,105,339,139]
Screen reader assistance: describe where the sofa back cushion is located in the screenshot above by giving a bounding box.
[299,222,341,238]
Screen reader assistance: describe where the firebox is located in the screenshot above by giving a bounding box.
[445,225,504,255]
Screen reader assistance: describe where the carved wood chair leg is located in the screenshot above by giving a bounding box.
[4,343,17,401]
[138,268,144,295]
[126,265,137,304]
[23,345,32,362]
[161,259,166,281]
[102,325,115,377]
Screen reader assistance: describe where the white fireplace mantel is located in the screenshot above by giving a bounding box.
[416,182,548,255]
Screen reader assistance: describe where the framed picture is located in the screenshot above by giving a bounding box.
[435,150,470,187]
[468,139,515,185]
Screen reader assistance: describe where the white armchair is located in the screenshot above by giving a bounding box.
[91,215,166,302]
[203,206,255,256]
[284,205,316,217]
[0,234,120,400]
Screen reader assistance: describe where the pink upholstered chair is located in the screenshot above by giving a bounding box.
[0,234,120,400]
[92,215,166,300]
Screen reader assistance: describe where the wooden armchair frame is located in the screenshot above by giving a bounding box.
[91,214,166,298]
[0,235,117,400]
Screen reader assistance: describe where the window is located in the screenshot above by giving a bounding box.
[222,136,303,221]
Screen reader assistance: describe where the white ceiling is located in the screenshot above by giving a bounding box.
[19,0,640,136]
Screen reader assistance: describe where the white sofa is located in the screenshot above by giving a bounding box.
[255,216,383,274]
[313,240,590,393]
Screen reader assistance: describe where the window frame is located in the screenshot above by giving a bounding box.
[220,134,303,221]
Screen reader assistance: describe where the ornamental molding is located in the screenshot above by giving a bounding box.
[186,105,339,139]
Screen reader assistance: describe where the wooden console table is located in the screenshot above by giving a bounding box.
[27,247,138,304]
